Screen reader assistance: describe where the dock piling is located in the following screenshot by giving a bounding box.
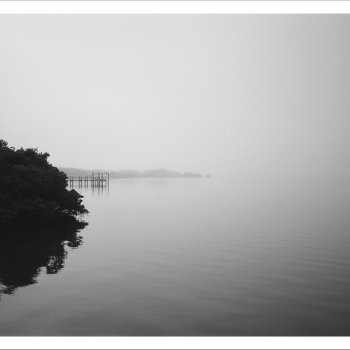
[68,172,109,188]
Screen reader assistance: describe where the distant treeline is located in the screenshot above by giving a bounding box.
[59,167,209,178]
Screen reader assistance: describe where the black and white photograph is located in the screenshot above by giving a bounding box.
[1,2,350,348]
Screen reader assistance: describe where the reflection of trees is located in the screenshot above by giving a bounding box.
[0,221,87,299]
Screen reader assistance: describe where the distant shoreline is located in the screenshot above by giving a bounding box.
[59,167,211,179]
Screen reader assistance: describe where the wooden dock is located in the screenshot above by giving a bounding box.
[68,172,109,187]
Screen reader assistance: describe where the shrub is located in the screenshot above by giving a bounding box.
[0,140,88,227]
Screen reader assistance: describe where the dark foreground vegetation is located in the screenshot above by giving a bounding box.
[0,140,88,228]
[60,167,208,178]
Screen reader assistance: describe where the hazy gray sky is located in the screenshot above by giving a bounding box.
[1,14,350,179]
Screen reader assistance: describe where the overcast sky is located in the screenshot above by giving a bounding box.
[1,14,350,179]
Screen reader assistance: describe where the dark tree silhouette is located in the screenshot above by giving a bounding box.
[0,140,88,227]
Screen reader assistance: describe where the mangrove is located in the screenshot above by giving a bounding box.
[0,139,88,228]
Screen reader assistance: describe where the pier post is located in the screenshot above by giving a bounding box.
[67,173,110,188]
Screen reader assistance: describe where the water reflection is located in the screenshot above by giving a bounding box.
[0,221,87,299]
[69,180,109,197]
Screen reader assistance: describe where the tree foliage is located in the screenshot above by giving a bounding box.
[0,140,88,227]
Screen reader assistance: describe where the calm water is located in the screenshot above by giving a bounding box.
[1,178,350,336]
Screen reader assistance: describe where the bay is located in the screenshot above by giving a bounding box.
[1,178,350,336]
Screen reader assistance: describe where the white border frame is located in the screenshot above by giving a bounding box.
[0,2,350,349]
[0,1,349,14]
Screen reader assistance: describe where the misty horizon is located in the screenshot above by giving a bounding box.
[2,14,350,181]
[59,165,208,178]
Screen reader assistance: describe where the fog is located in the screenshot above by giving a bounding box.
[1,14,350,179]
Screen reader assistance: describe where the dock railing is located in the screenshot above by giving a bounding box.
[68,172,109,187]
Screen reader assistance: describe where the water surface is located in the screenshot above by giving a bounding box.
[1,178,350,336]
